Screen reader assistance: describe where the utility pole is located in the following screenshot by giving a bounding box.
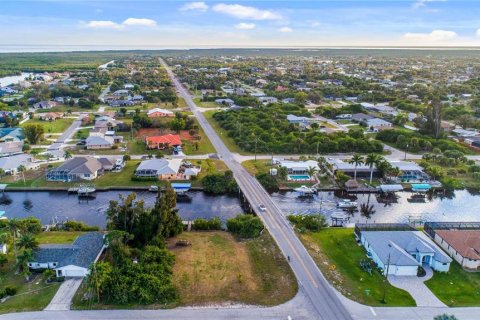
[382,244,392,304]
[404,144,409,160]
[254,137,258,162]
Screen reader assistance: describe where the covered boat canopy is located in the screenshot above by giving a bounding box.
[171,183,191,193]
[379,184,403,193]
[411,183,431,192]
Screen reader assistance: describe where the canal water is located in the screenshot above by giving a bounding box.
[0,190,244,228]
[271,190,480,224]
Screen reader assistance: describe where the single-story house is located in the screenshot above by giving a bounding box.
[433,230,480,271]
[38,112,63,121]
[214,98,234,106]
[112,89,129,96]
[0,128,24,142]
[286,114,312,125]
[46,156,121,182]
[147,108,174,118]
[352,113,374,123]
[135,158,184,180]
[0,154,39,174]
[358,230,451,276]
[259,96,278,104]
[146,134,182,150]
[279,160,319,175]
[109,100,135,107]
[0,141,23,157]
[366,118,393,131]
[29,232,105,278]
[86,135,115,149]
[33,101,58,109]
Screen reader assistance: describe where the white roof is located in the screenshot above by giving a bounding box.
[279,160,319,171]
[148,108,174,115]
[389,161,423,172]
[0,154,35,171]
[367,118,392,126]
[137,158,182,175]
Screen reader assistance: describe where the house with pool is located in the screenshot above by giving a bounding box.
[279,160,319,181]
[355,224,451,276]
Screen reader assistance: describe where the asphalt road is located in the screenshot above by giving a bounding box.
[48,114,85,151]
[160,58,352,320]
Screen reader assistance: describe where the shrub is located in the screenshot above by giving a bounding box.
[202,173,238,194]
[287,214,327,232]
[447,168,457,176]
[256,173,279,193]
[192,217,222,231]
[2,286,17,297]
[123,154,131,161]
[227,214,263,238]
[63,221,99,231]
[131,176,157,182]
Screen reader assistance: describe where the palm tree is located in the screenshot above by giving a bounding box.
[64,151,72,160]
[365,154,382,184]
[360,203,376,221]
[307,166,318,180]
[15,249,33,281]
[348,154,364,181]
[17,234,38,251]
[0,168,4,178]
[389,167,403,181]
[17,165,26,185]
[7,218,20,260]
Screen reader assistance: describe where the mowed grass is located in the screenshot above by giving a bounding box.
[242,159,271,176]
[171,231,297,306]
[36,231,85,244]
[425,261,480,306]
[21,118,75,133]
[299,228,416,306]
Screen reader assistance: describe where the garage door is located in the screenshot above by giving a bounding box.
[63,269,86,277]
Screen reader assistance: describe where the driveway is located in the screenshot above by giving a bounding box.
[388,267,446,307]
[44,278,83,311]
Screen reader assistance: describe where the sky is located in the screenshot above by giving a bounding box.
[2,0,480,49]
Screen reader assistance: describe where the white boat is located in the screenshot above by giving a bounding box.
[336,199,358,209]
[149,185,159,192]
[294,185,316,194]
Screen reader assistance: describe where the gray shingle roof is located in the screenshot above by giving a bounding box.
[362,231,451,266]
[32,232,104,269]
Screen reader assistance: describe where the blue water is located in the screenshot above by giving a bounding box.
[288,175,311,181]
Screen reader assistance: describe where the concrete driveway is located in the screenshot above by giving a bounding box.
[44,278,83,311]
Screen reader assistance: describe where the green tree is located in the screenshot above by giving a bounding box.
[23,124,44,145]
[17,233,38,251]
[348,154,364,181]
[365,154,382,184]
[294,92,308,104]
[15,249,33,281]
[227,214,263,238]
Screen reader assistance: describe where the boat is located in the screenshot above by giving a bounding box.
[77,186,96,198]
[294,185,316,196]
[336,199,358,209]
[149,185,159,192]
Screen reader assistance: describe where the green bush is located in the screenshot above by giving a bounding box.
[287,214,327,232]
[227,214,263,238]
[63,221,99,231]
[131,176,158,182]
[256,173,279,193]
[192,217,222,231]
[202,173,238,194]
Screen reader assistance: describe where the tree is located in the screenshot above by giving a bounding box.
[23,124,44,145]
[7,219,20,260]
[15,249,33,280]
[278,166,288,180]
[294,92,308,104]
[64,150,72,159]
[256,173,279,193]
[348,154,364,181]
[360,203,376,221]
[88,261,112,302]
[17,165,26,185]
[152,185,183,239]
[364,154,382,184]
[17,233,38,251]
[227,214,263,238]
[307,166,318,178]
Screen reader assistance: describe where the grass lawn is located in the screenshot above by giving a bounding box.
[36,231,85,244]
[242,159,271,176]
[182,122,216,155]
[425,261,480,306]
[171,231,297,306]
[299,228,416,306]
[203,110,248,154]
[36,105,92,113]
[75,128,90,140]
[21,118,74,134]
[193,98,221,108]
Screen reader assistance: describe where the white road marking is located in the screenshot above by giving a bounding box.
[370,307,377,316]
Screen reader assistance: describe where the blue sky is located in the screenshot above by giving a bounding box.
[2,0,480,48]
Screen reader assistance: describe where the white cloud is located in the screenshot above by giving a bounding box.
[122,18,156,27]
[85,20,122,29]
[279,27,293,33]
[213,4,281,21]
[180,2,209,12]
[403,29,457,41]
[412,0,447,9]
[235,23,256,30]
[310,21,321,28]
[84,18,157,30]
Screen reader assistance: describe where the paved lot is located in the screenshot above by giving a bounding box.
[44,278,83,311]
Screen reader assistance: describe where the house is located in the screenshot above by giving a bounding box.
[135,158,183,180]
[112,89,129,97]
[46,156,122,182]
[214,98,234,106]
[33,101,58,109]
[356,226,451,276]
[0,141,23,157]
[109,100,135,107]
[286,114,312,125]
[146,134,182,150]
[434,230,480,270]
[38,112,63,121]
[124,83,135,89]
[258,96,278,104]
[352,113,374,123]
[86,135,115,149]
[279,160,319,175]
[147,108,174,118]
[29,232,105,278]
[366,118,393,131]
[0,128,23,142]
[0,154,39,174]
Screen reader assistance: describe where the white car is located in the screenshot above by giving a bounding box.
[259,204,266,211]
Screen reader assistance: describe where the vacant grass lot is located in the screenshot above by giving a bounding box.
[193,98,222,108]
[0,231,84,314]
[171,231,297,306]
[299,228,415,306]
[21,118,75,133]
[203,110,247,154]
[425,261,480,306]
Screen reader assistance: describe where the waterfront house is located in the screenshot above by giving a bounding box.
[0,154,39,174]
[146,134,182,150]
[29,232,105,278]
[0,128,23,142]
[356,227,451,276]
[135,158,183,180]
[279,160,319,175]
[46,156,121,182]
[147,108,174,118]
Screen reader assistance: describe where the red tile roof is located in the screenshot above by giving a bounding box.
[436,230,480,260]
[146,134,182,146]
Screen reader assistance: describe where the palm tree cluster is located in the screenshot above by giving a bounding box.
[347,154,403,184]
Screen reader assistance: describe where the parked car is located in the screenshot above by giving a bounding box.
[259,204,266,211]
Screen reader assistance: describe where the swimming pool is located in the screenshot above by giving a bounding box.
[288,174,311,181]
